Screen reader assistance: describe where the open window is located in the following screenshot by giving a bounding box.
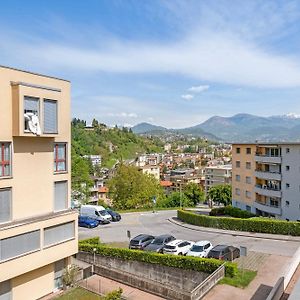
[24,96,41,135]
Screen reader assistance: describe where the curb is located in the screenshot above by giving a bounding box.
[168,217,300,242]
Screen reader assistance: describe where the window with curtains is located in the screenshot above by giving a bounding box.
[54,181,68,211]
[0,143,11,177]
[0,230,40,262]
[0,188,11,223]
[43,222,75,247]
[54,143,67,172]
[43,99,58,133]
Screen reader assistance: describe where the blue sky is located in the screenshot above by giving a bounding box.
[1,0,300,128]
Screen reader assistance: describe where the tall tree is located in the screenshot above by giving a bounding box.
[108,163,164,209]
[184,182,205,206]
[207,184,232,206]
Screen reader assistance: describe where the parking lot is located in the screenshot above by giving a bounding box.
[79,210,300,257]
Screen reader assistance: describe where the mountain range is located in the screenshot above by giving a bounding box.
[131,114,300,142]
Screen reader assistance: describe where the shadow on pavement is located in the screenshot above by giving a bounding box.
[250,284,272,300]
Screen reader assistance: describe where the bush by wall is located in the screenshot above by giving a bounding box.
[209,206,255,218]
[79,240,237,277]
[178,210,300,236]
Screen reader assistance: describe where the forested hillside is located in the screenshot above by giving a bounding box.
[71,118,163,168]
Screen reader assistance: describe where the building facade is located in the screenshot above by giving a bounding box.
[204,164,232,194]
[232,143,300,221]
[0,66,78,299]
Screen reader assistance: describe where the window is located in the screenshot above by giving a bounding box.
[245,191,251,198]
[54,259,65,289]
[235,188,240,196]
[246,176,251,184]
[246,162,251,169]
[286,201,290,206]
[54,181,68,211]
[236,147,240,154]
[54,143,67,172]
[286,166,290,171]
[246,205,251,212]
[286,148,290,153]
[236,161,241,168]
[0,188,11,223]
[270,199,279,207]
[246,148,251,154]
[43,99,58,133]
[235,175,240,182]
[0,230,40,262]
[0,280,11,299]
[24,96,39,132]
[0,143,11,177]
[286,183,290,189]
[44,222,75,247]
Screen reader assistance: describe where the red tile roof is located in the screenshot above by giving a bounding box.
[99,187,109,193]
[160,180,173,187]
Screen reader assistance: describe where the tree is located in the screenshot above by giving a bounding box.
[156,191,192,208]
[184,182,205,206]
[207,184,232,206]
[71,149,93,203]
[107,163,164,209]
[92,118,99,128]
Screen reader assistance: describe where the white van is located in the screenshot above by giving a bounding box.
[80,205,112,223]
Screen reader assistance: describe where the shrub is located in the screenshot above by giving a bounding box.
[79,237,101,246]
[178,210,300,236]
[101,288,123,300]
[79,242,237,277]
[209,206,255,218]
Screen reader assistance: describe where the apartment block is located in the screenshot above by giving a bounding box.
[232,143,300,221]
[0,66,78,299]
[204,164,232,194]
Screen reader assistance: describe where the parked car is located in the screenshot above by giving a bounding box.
[144,234,176,253]
[186,241,213,258]
[129,234,155,250]
[106,208,121,221]
[78,216,99,228]
[207,245,240,261]
[163,239,194,255]
[80,205,112,223]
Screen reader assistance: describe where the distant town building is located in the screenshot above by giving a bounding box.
[232,143,300,221]
[139,165,160,180]
[205,164,232,194]
[84,154,102,167]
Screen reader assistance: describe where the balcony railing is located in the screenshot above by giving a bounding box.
[254,169,281,181]
[255,184,280,191]
[254,184,281,198]
[253,200,282,215]
[255,153,280,157]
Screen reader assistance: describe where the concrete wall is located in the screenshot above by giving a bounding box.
[280,145,300,221]
[77,252,211,300]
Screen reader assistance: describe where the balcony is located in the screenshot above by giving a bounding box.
[254,185,281,198]
[253,201,282,215]
[254,170,281,181]
[0,209,78,282]
[255,154,281,164]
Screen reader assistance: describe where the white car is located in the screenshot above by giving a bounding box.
[163,239,194,255]
[186,241,213,258]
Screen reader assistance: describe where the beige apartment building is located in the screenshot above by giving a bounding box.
[232,143,300,221]
[0,66,78,299]
[204,164,232,194]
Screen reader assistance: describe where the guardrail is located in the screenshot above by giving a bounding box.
[191,263,225,300]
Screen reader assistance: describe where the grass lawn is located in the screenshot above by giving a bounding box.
[219,269,257,288]
[55,287,101,300]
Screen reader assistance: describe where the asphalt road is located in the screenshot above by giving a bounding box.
[79,210,300,257]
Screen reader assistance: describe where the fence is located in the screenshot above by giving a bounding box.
[191,263,225,300]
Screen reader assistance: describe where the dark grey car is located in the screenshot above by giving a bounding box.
[207,245,240,261]
[129,234,155,250]
[144,234,176,253]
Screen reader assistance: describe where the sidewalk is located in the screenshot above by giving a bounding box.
[79,275,165,300]
[169,217,300,242]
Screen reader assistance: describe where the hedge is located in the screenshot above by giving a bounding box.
[79,237,101,246]
[79,240,237,277]
[209,206,255,218]
[178,210,300,236]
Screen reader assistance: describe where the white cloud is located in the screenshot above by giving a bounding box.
[181,94,194,100]
[107,112,138,118]
[188,85,210,93]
